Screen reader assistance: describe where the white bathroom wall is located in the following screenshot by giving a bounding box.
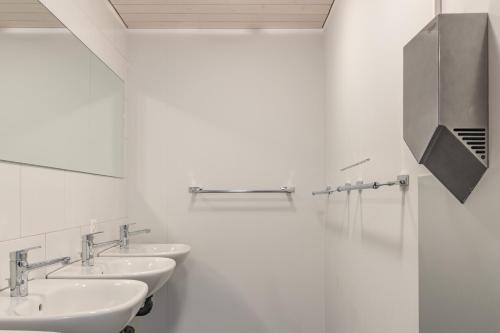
[418,1,500,332]
[324,1,500,333]
[0,162,127,288]
[127,30,326,333]
[0,1,128,290]
[443,0,491,13]
[323,1,433,333]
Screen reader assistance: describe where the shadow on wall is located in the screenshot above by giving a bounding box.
[188,194,296,212]
[467,168,500,236]
[128,187,167,242]
[165,259,270,333]
[325,189,409,258]
[418,168,500,333]
[131,259,268,333]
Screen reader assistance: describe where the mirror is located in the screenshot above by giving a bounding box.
[0,0,124,177]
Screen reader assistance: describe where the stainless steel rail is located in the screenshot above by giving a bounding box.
[312,175,409,196]
[189,186,295,194]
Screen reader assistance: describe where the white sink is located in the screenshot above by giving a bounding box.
[0,279,147,333]
[48,257,176,296]
[100,243,191,263]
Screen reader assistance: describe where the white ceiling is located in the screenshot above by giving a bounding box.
[109,0,335,29]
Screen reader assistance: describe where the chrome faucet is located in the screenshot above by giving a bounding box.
[9,246,70,297]
[119,223,151,248]
[81,232,120,266]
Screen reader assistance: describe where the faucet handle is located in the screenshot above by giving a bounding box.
[83,231,103,236]
[82,231,103,241]
[9,245,42,260]
[120,223,136,234]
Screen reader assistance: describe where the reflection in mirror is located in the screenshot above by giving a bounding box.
[0,0,124,177]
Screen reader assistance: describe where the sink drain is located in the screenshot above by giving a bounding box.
[120,325,135,333]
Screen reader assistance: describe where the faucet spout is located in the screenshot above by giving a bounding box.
[119,223,151,248]
[81,232,120,266]
[9,246,70,297]
[130,229,151,236]
[25,256,70,271]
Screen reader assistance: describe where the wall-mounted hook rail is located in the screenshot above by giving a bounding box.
[312,175,409,196]
[312,186,334,196]
[189,186,295,194]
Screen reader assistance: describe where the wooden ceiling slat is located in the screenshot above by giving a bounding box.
[121,13,326,22]
[0,0,334,29]
[0,21,63,28]
[0,1,63,28]
[109,0,334,29]
[126,20,324,28]
[0,0,39,4]
[0,12,58,20]
[111,0,332,5]
[0,3,47,13]
[114,4,331,15]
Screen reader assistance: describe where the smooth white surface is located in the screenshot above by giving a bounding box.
[443,0,490,12]
[419,174,500,332]
[48,256,176,296]
[323,0,432,332]
[19,165,127,236]
[101,243,191,263]
[127,30,325,333]
[0,279,147,333]
[65,172,94,227]
[45,228,82,262]
[20,167,66,236]
[94,176,119,222]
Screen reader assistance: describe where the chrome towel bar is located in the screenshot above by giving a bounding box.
[189,186,295,194]
[312,175,409,196]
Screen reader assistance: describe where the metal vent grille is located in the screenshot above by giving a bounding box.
[453,128,487,161]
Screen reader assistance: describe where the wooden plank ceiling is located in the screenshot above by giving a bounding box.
[109,0,334,29]
[0,0,63,28]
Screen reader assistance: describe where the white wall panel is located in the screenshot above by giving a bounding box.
[127,30,326,333]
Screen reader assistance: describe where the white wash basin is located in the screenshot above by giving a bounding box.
[48,257,176,296]
[0,279,147,333]
[100,243,191,263]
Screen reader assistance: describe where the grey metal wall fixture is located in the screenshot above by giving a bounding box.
[403,13,489,203]
[312,175,409,196]
[189,186,295,194]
